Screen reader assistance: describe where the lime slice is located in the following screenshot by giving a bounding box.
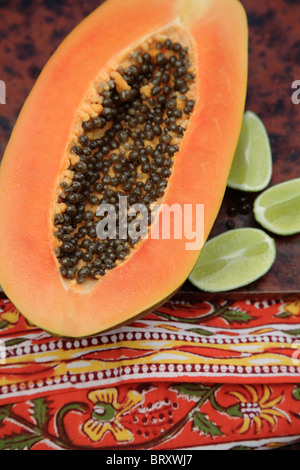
[227,111,272,192]
[254,178,300,236]
[188,228,276,292]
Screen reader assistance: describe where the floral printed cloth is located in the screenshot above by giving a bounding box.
[0,296,299,450]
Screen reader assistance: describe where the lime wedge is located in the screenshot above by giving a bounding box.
[254,178,300,236]
[227,111,273,192]
[188,228,276,292]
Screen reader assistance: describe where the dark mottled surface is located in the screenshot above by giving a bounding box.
[0,0,299,299]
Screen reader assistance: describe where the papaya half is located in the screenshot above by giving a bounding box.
[0,0,248,337]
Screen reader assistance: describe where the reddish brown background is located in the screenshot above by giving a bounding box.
[0,0,300,300]
[0,0,300,451]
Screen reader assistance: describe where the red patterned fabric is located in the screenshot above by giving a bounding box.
[0,296,299,449]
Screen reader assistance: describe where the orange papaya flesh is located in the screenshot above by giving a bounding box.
[0,0,248,337]
[52,26,199,285]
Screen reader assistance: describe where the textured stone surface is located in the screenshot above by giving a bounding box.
[0,0,299,297]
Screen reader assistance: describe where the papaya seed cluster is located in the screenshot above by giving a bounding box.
[54,37,196,284]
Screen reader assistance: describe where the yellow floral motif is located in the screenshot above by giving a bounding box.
[83,387,143,443]
[1,308,36,329]
[283,300,300,317]
[1,308,20,325]
[230,385,290,434]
